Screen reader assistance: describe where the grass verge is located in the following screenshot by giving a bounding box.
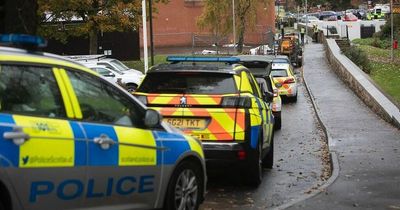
[355,44,400,104]
[123,55,167,73]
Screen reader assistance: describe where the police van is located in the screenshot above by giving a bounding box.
[0,34,206,210]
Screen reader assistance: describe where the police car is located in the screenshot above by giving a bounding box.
[270,61,298,102]
[234,55,283,130]
[0,35,206,210]
[134,56,275,186]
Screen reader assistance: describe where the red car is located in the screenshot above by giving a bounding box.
[343,13,358,21]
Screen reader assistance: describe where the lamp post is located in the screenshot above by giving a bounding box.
[391,0,394,62]
[149,0,154,66]
[142,0,148,73]
[232,0,236,53]
[305,0,308,44]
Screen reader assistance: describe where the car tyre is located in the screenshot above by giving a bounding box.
[291,92,298,103]
[262,135,274,169]
[274,115,281,130]
[0,201,5,210]
[245,141,263,187]
[125,84,138,93]
[164,160,204,210]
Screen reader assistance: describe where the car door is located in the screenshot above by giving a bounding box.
[62,68,162,209]
[246,72,272,147]
[0,64,86,210]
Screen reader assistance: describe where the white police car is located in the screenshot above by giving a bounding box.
[0,34,206,210]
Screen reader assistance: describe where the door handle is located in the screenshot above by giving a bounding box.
[93,134,115,150]
[3,126,30,146]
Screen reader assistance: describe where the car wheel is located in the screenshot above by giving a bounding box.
[274,116,281,130]
[164,160,204,210]
[291,92,298,103]
[125,84,138,93]
[262,134,274,169]
[245,141,262,187]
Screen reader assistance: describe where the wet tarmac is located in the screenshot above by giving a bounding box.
[200,69,331,209]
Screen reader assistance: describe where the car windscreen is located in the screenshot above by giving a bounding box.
[271,69,288,77]
[137,72,237,94]
[110,60,130,71]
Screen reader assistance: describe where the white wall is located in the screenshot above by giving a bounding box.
[299,20,386,40]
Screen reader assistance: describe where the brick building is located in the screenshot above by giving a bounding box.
[141,0,276,48]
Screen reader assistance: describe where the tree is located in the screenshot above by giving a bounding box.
[197,0,272,53]
[197,0,231,48]
[38,0,144,54]
[1,0,38,34]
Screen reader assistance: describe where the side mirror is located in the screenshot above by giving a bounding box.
[144,109,162,128]
[263,91,274,103]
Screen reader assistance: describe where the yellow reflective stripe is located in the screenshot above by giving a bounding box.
[53,68,74,118]
[114,127,156,166]
[186,136,204,158]
[0,54,96,75]
[234,75,241,90]
[58,69,83,119]
[240,71,253,93]
[14,115,74,168]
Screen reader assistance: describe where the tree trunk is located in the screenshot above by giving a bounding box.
[237,18,246,53]
[89,28,98,55]
[2,0,38,34]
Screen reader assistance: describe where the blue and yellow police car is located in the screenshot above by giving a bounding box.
[0,34,206,210]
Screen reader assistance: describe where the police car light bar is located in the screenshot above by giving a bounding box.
[0,34,47,48]
[167,56,240,64]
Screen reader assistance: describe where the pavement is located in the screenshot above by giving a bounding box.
[289,42,400,209]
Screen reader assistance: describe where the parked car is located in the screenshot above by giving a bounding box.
[270,61,298,102]
[0,34,206,210]
[135,56,275,187]
[234,55,283,130]
[343,13,358,21]
[83,63,145,91]
[301,15,320,23]
[67,55,144,92]
[319,11,337,20]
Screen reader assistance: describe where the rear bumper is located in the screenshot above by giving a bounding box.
[202,141,252,168]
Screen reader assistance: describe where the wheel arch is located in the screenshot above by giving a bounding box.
[161,153,206,208]
[0,180,12,210]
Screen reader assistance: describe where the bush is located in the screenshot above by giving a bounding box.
[344,46,371,74]
[371,38,391,49]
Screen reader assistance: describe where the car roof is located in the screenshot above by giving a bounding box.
[147,63,245,75]
[0,46,94,74]
[271,63,290,69]
[234,55,274,62]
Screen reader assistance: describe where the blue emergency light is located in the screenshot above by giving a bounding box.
[167,56,240,64]
[0,34,47,49]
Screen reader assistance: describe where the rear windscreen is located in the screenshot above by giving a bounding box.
[240,61,271,76]
[137,72,237,94]
[271,69,288,77]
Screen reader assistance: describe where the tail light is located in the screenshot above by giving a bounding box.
[273,88,279,97]
[135,95,148,105]
[221,96,252,108]
[284,78,295,84]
